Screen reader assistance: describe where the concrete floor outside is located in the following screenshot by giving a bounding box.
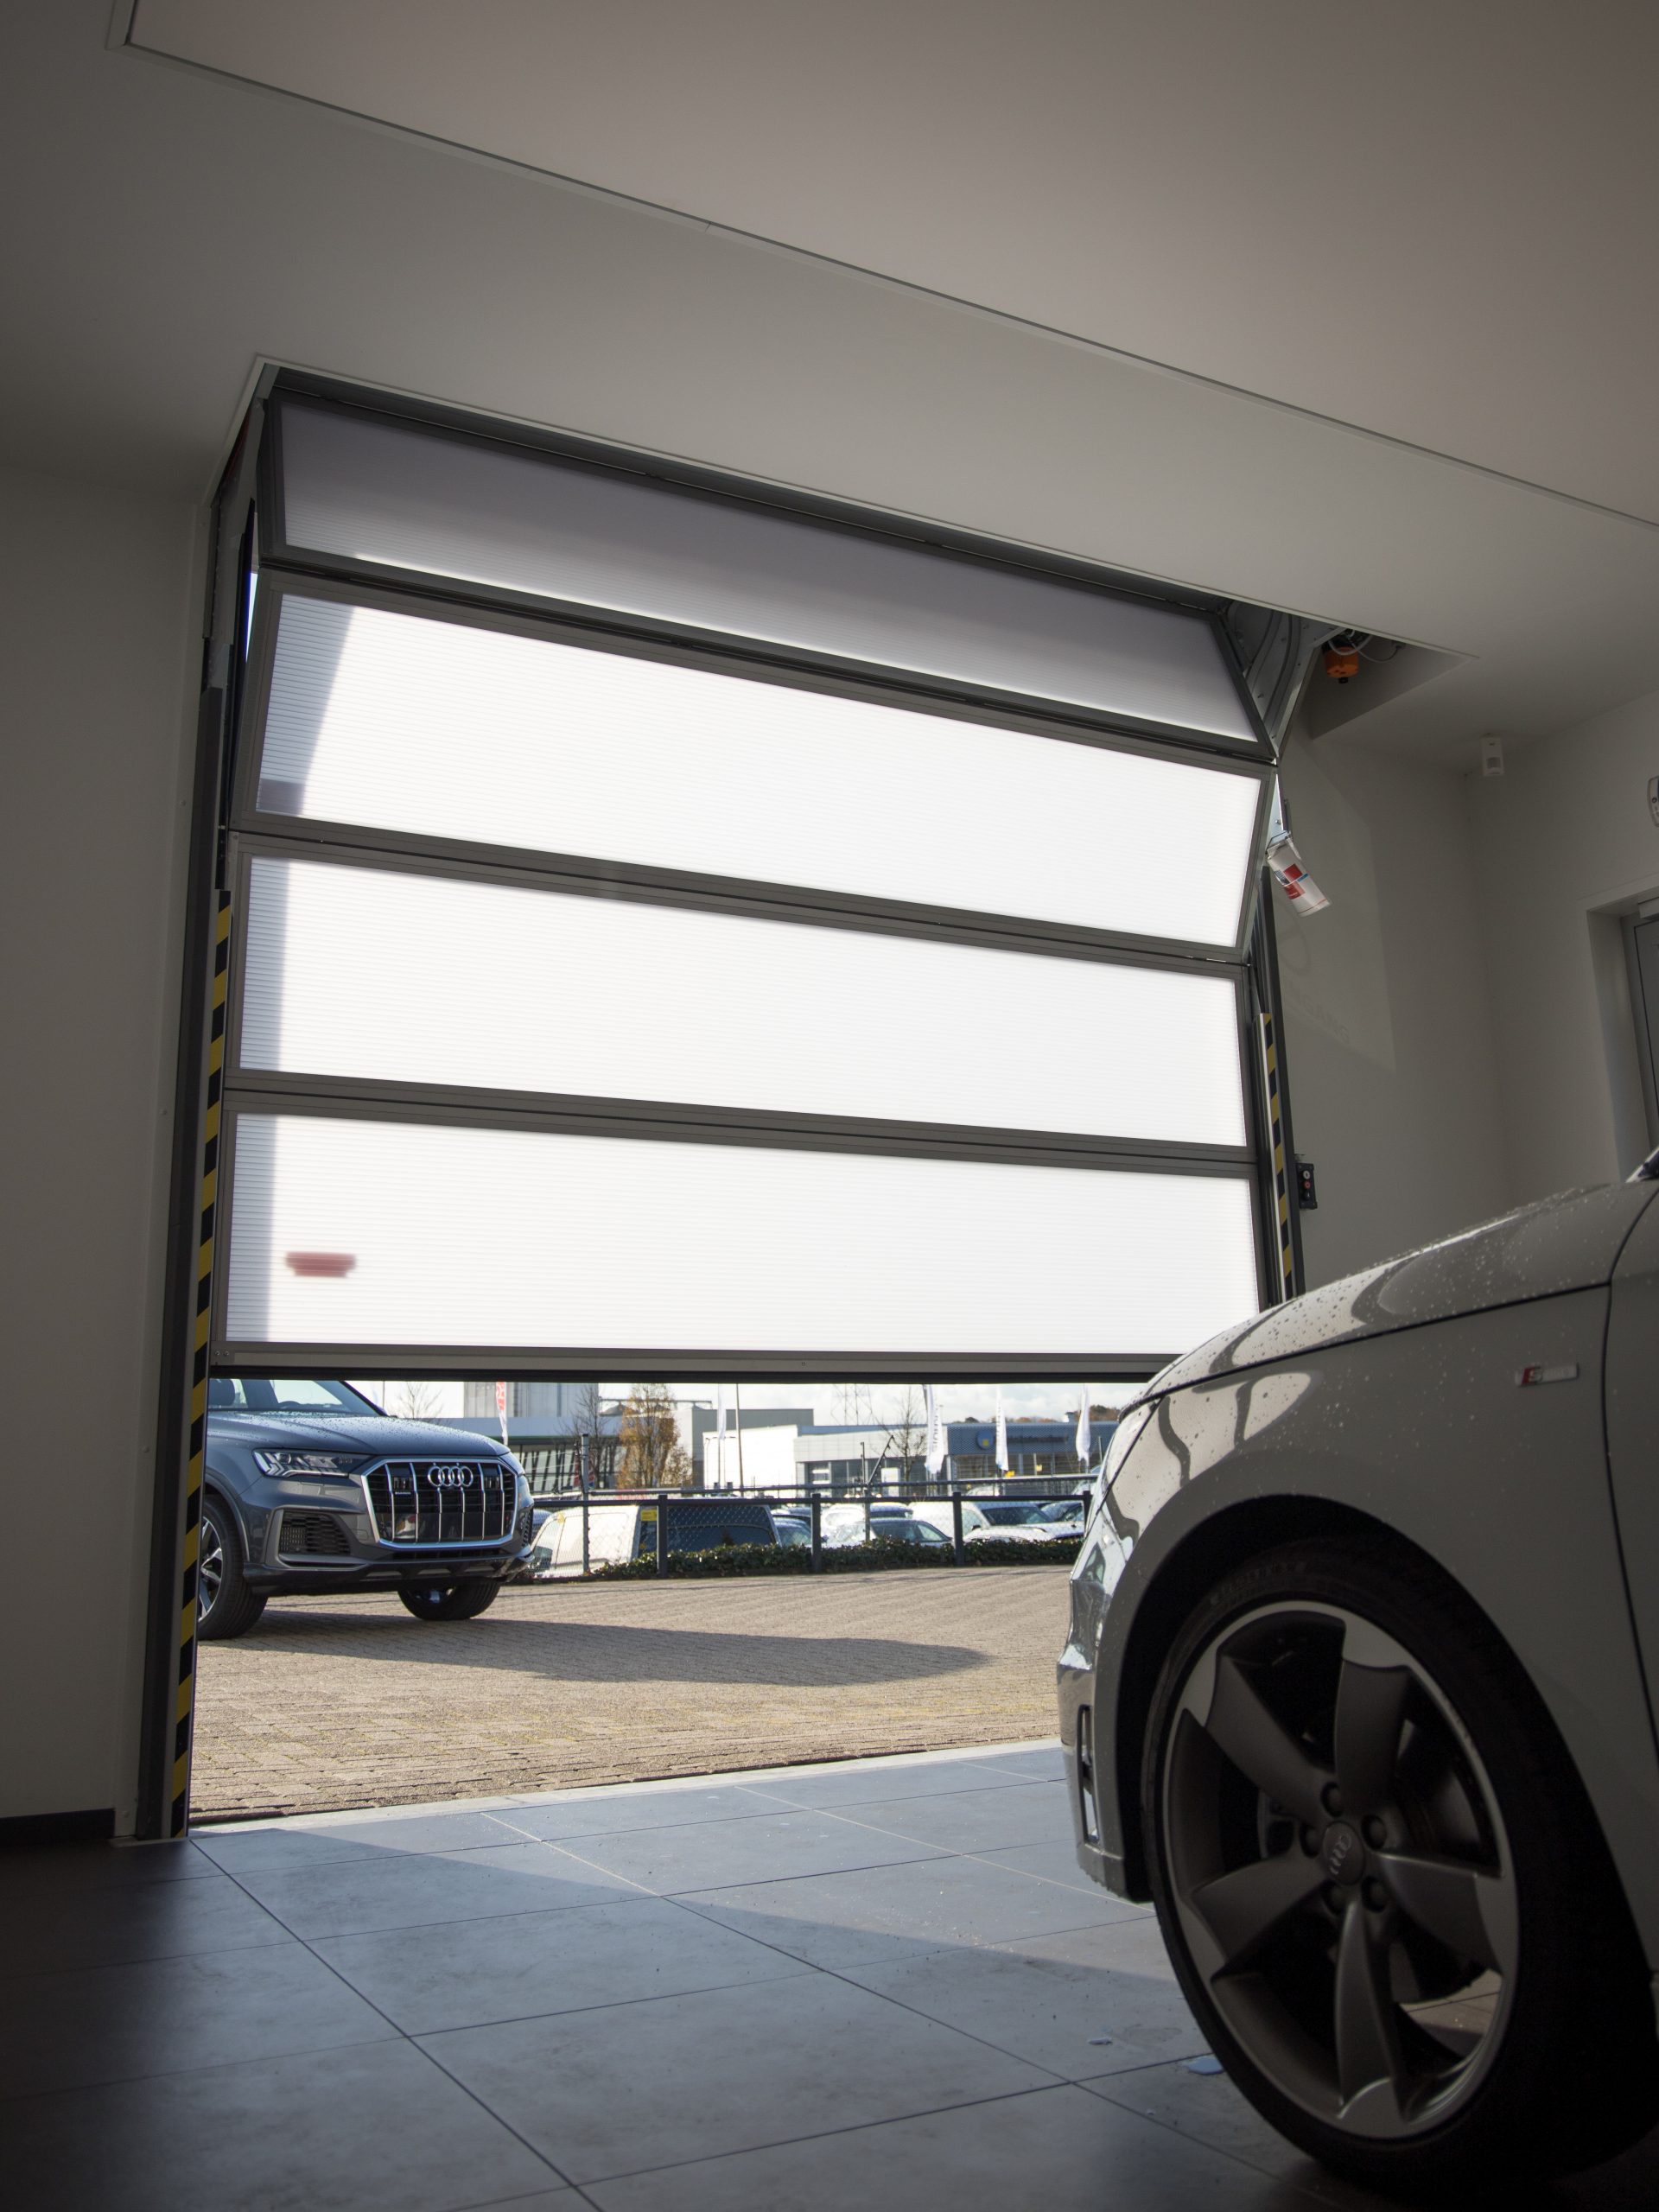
[191,1566,1073,1821]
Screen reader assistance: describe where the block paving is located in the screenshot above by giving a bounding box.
[192,1566,1074,1821]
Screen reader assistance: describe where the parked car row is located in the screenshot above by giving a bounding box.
[524,1496,778,1575]
[518,1489,1090,1577]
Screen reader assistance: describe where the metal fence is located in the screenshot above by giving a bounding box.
[524,1483,1089,1578]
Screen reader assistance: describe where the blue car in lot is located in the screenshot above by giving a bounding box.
[199,1377,533,1639]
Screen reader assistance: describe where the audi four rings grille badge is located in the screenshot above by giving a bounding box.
[429,1465,476,1489]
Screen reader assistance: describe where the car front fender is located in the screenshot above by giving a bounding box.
[1068,1286,1659,1969]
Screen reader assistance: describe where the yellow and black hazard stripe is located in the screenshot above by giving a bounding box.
[1261,1007,1295,1301]
[171,892,230,1837]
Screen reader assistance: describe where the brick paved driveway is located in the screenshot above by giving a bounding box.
[191,1567,1073,1822]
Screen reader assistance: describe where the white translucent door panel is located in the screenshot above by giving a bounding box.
[256,596,1263,950]
[279,403,1258,743]
[224,1116,1261,1357]
[240,857,1248,1146]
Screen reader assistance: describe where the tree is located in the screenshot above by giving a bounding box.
[617,1384,691,1491]
[565,1380,609,1488]
[882,1386,930,1491]
[385,1378,442,1421]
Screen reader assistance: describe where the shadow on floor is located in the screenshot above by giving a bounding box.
[219,1611,993,1688]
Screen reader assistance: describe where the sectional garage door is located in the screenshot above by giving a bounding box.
[214,382,1279,1379]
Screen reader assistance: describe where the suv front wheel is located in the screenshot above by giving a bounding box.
[397,1581,501,1623]
[197,1495,268,1642]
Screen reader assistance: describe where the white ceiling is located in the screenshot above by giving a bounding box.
[3,3,1657,761]
[128,0,1659,522]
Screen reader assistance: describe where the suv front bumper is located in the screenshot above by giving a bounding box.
[237,1465,534,1596]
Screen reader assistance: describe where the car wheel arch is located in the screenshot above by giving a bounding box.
[200,1480,253,1556]
[1108,1494,1605,1906]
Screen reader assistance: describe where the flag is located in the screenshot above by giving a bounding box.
[494,1380,510,1456]
[1075,1391,1092,1471]
[715,1383,728,1483]
[925,1385,947,1478]
[994,1390,1010,1475]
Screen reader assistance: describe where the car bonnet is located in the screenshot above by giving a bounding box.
[1140,1179,1657,1402]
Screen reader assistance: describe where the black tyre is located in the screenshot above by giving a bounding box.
[397,1580,501,1622]
[196,1495,268,1642]
[1141,1536,1657,2196]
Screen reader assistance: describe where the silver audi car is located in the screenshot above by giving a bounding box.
[1060,1165,1659,2194]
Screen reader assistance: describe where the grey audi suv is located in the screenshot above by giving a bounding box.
[200,1377,533,1639]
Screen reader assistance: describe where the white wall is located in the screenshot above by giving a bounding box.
[1274,733,1510,1285]
[0,463,200,1825]
[1467,689,1659,1200]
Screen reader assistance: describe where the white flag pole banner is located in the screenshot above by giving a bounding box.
[925,1385,948,1479]
[494,1379,510,1455]
[715,1382,728,1479]
[1075,1389,1092,1472]
[995,1389,1010,1476]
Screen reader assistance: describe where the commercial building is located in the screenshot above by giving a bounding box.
[704,1415,1107,1493]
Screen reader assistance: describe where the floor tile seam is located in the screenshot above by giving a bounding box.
[805,1797,1068,1851]
[305,1896,677,1958]
[613,1838,954,1900]
[223,1894,664,1942]
[0,1926,299,1980]
[334,1951,818,2042]
[478,1801,915,1855]
[664,1889,1039,1980]
[474,1788,804,1843]
[215,1830,664,1932]
[954,1842,1118,1896]
[555,2080,1081,2188]
[2,1863,221,1897]
[1073,2071,1341,2203]
[643,1837,1115,1916]
[636,1891,855,1977]
[0,2024,415,2107]
[459,2190,592,2210]
[1071,2048,1217,2087]
[478,1832,698,1902]
[760,1751,1057,1804]
[0,1928,334,1993]
[409,2025,602,2194]
[205,1851,448,2060]
[802,1952,1082,2086]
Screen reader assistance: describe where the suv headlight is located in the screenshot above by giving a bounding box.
[251,1450,367,1479]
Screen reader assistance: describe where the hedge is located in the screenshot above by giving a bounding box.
[569,1535,1082,1580]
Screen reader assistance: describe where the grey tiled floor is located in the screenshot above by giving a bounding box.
[5,1741,1659,2210]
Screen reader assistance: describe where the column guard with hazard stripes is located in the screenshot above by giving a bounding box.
[1260,1006,1296,1302]
[170,893,230,1834]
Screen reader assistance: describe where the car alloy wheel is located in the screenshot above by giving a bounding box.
[197,1511,226,1623]
[1160,1599,1516,2139]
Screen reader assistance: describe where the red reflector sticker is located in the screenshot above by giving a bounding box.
[284,1251,357,1277]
